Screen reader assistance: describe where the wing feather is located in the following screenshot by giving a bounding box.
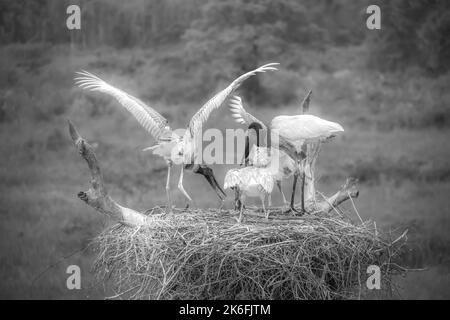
[188,63,278,138]
[75,70,170,141]
[228,96,267,130]
[224,169,242,189]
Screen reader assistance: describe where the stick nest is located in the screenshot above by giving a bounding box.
[92,207,406,300]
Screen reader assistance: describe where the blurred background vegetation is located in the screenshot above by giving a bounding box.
[0,0,449,299]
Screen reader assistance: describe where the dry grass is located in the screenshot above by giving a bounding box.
[92,207,406,300]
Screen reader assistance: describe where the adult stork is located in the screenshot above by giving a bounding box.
[228,95,344,214]
[75,63,278,213]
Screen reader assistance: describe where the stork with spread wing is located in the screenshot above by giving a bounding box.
[75,63,278,213]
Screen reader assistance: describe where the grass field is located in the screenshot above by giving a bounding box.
[0,44,449,299]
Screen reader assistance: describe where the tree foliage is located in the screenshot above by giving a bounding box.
[0,0,202,47]
[367,0,450,74]
[0,0,448,81]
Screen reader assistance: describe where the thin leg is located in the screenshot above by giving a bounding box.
[239,203,244,223]
[234,187,241,210]
[165,162,173,213]
[290,172,298,209]
[284,170,302,214]
[285,172,301,215]
[261,194,269,220]
[277,180,288,206]
[268,192,272,207]
[238,194,246,223]
[178,165,192,202]
[300,170,306,212]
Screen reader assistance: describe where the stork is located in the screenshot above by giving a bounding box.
[243,121,296,209]
[228,95,344,214]
[75,63,278,213]
[224,123,276,222]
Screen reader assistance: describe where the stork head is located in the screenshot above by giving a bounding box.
[192,164,227,201]
[246,122,271,165]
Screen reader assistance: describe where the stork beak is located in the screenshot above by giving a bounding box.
[195,164,227,200]
[143,145,158,152]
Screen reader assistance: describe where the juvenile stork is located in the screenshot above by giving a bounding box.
[75,63,278,213]
[228,95,344,214]
[243,121,296,208]
[224,123,276,222]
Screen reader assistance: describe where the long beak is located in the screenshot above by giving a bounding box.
[143,145,158,152]
[195,164,227,200]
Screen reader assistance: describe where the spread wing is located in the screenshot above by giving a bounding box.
[228,96,266,130]
[187,63,278,139]
[75,70,170,141]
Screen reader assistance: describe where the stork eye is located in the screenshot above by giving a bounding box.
[178,152,183,156]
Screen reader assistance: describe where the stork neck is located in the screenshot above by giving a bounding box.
[266,127,271,150]
[244,134,250,166]
[248,122,265,148]
[247,122,266,164]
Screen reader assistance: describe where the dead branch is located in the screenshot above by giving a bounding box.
[300,89,312,114]
[68,120,147,227]
[314,177,360,213]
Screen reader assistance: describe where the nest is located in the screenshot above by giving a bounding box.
[92,207,406,300]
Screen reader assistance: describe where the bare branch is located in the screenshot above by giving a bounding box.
[300,89,312,114]
[315,178,360,213]
[68,120,147,227]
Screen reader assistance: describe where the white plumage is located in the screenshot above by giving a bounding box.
[271,115,344,148]
[229,96,267,130]
[224,165,275,222]
[75,63,278,212]
[75,70,171,141]
[224,167,274,195]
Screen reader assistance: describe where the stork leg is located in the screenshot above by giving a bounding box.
[277,180,288,208]
[237,193,246,223]
[178,165,193,202]
[284,171,303,215]
[234,187,242,210]
[300,170,306,213]
[261,194,269,220]
[165,161,173,214]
